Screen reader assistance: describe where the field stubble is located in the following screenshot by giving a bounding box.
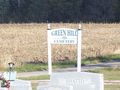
[0,23,120,69]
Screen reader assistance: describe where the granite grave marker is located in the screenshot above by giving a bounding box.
[50,72,104,90]
[9,79,32,90]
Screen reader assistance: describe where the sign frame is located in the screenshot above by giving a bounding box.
[47,24,82,74]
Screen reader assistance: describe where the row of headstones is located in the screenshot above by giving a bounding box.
[0,72,104,90]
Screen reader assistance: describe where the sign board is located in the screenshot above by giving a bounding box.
[50,28,78,44]
[47,24,82,74]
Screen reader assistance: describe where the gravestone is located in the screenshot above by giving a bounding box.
[3,71,16,81]
[50,72,104,90]
[38,83,49,86]
[0,88,8,90]
[37,83,73,90]
[9,79,32,90]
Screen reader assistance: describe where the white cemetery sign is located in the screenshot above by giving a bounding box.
[47,24,82,74]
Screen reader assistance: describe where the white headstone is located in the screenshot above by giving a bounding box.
[9,79,32,90]
[50,72,104,90]
[3,71,16,81]
[0,88,8,90]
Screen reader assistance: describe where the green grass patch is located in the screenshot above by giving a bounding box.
[52,61,77,69]
[13,63,48,73]
[87,65,120,80]
[105,85,120,90]
[31,83,38,90]
[17,75,50,80]
[1,54,120,73]
[18,65,120,80]
[11,61,77,73]
[82,54,120,65]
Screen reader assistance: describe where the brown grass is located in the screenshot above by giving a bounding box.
[0,23,120,69]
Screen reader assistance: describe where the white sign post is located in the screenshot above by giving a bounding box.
[47,24,82,74]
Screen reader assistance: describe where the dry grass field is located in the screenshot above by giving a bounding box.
[0,23,120,69]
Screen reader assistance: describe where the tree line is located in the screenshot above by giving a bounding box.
[0,0,120,23]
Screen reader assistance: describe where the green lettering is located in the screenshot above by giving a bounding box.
[63,30,66,36]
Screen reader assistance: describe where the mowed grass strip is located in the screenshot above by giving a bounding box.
[87,66,120,80]
[104,85,120,90]
[31,83,38,90]
[1,54,120,73]
[18,75,50,80]
[18,66,120,80]
[17,65,120,80]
